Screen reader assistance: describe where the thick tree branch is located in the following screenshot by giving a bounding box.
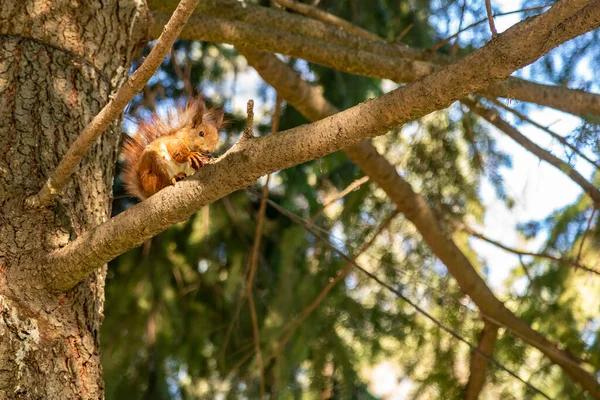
[45,5,600,395]
[26,0,201,208]
[147,0,600,119]
[462,98,600,208]
[466,321,499,399]
[238,48,600,396]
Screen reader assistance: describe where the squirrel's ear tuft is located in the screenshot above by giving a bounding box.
[213,109,225,129]
[191,99,205,128]
[203,109,225,129]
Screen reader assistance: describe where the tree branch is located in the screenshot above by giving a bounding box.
[431,6,547,52]
[45,5,600,395]
[466,321,499,400]
[461,224,600,275]
[238,45,600,395]
[485,0,499,37]
[462,98,600,208]
[147,0,600,119]
[26,0,201,208]
[242,99,255,140]
[245,96,280,396]
[309,176,370,222]
[577,207,597,263]
[271,0,382,41]
[490,98,600,170]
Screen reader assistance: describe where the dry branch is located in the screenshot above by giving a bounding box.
[242,99,255,140]
[238,47,600,396]
[46,4,600,395]
[147,0,600,119]
[463,99,600,208]
[27,0,201,208]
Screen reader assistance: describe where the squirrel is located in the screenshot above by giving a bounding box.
[122,97,225,200]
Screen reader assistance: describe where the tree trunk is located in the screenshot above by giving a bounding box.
[0,1,146,398]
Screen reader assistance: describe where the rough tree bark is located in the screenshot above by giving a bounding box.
[0,1,146,398]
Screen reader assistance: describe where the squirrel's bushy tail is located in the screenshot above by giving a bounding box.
[122,98,210,200]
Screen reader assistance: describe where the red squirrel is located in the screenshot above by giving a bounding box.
[122,97,224,200]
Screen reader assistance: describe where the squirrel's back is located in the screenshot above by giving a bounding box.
[122,98,212,200]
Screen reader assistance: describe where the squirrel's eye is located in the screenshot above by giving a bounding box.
[199,131,205,137]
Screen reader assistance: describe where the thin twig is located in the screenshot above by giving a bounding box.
[490,98,600,170]
[242,99,255,139]
[249,189,551,400]
[244,96,282,396]
[246,293,264,397]
[266,210,399,365]
[271,0,382,42]
[431,6,546,51]
[461,225,600,276]
[462,98,600,209]
[309,176,370,222]
[395,23,414,42]
[450,0,467,57]
[577,207,597,263]
[518,255,537,291]
[485,0,499,37]
[26,0,201,208]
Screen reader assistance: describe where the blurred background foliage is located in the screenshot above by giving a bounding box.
[102,0,600,398]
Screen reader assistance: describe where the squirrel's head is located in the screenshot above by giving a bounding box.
[179,99,224,154]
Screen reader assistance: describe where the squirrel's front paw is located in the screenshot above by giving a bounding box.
[171,172,187,185]
[189,152,210,170]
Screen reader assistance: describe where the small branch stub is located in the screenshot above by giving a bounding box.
[485,0,498,37]
[242,99,255,140]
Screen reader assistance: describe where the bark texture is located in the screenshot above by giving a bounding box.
[0,1,146,398]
